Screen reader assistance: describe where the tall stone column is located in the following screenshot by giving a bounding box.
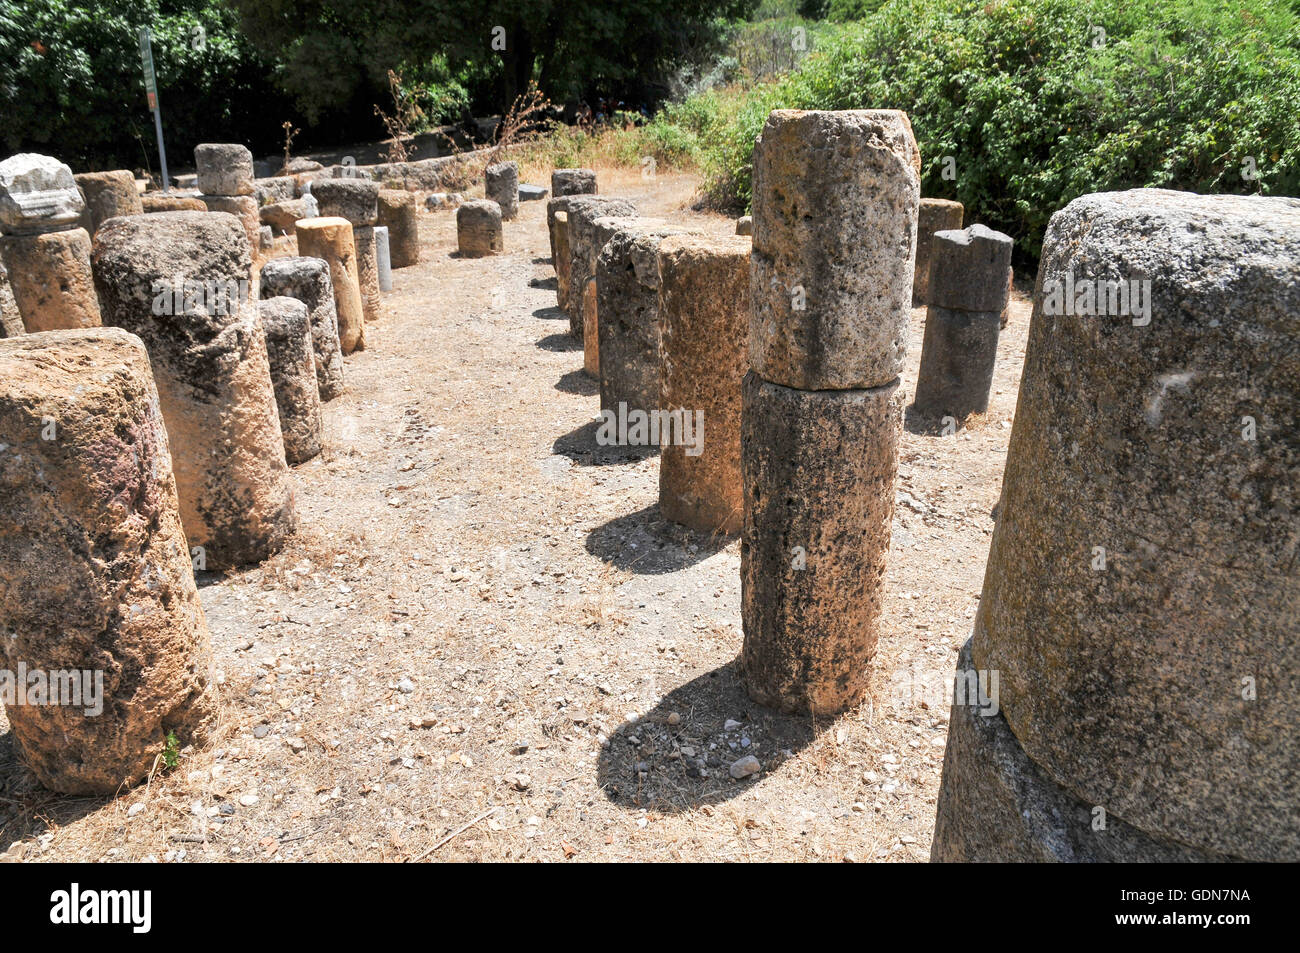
[550,168,597,198]
[314,180,382,325]
[0,153,102,331]
[741,110,919,715]
[296,216,366,353]
[457,200,504,257]
[92,210,297,569]
[912,224,1013,420]
[259,256,346,401]
[486,161,519,221]
[933,189,1300,863]
[259,296,323,464]
[912,198,963,305]
[0,327,217,793]
[75,170,143,234]
[195,143,260,263]
[565,196,637,339]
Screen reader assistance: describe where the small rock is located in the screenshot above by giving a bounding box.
[397,678,415,694]
[239,794,259,807]
[729,755,761,780]
[724,719,742,731]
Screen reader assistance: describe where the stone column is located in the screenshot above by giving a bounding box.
[195,143,261,259]
[92,210,297,569]
[142,194,207,213]
[457,200,503,257]
[377,189,419,267]
[585,213,660,378]
[486,161,519,221]
[912,224,1013,420]
[0,259,21,337]
[565,196,637,339]
[259,256,345,401]
[0,153,102,331]
[657,235,751,534]
[552,210,572,312]
[936,189,1300,863]
[741,109,919,715]
[75,170,143,234]
[375,225,393,291]
[259,297,323,464]
[735,216,752,236]
[0,327,217,793]
[354,225,383,323]
[912,198,963,305]
[313,180,381,324]
[551,168,597,198]
[295,216,366,353]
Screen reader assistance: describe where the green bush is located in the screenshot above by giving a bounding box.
[696,0,1300,259]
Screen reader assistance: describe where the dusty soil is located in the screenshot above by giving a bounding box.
[0,167,1031,863]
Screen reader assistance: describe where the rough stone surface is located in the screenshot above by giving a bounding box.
[0,327,218,794]
[552,210,572,313]
[582,279,599,377]
[375,225,393,292]
[253,176,296,205]
[595,221,693,415]
[259,198,309,234]
[926,224,1013,313]
[551,168,597,197]
[312,179,379,226]
[200,194,261,259]
[485,161,519,221]
[913,198,964,305]
[585,213,663,363]
[0,153,84,235]
[545,196,574,271]
[353,225,383,323]
[657,235,751,534]
[141,193,207,213]
[750,109,920,390]
[740,371,902,715]
[971,189,1300,862]
[258,256,345,401]
[258,297,323,464]
[194,143,255,197]
[518,184,548,202]
[377,189,419,268]
[1,228,102,332]
[565,196,638,338]
[91,210,297,568]
[912,306,1001,419]
[295,216,366,354]
[456,200,503,257]
[0,260,21,337]
[735,216,752,236]
[75,171,143,234]
[932,641,1237,862]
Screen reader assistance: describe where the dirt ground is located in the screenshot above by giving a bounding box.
[0,167,1032,863]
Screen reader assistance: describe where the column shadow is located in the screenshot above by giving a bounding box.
[584,503,731,574]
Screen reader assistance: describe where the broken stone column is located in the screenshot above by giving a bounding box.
[552,210,572,311]
[353,224,382,323]
[485,161,519,221]
[913,224,1013,421]
[201,194,260,258]
[258,297,323,464]
[456,200,503,257]
[912,198,964,305]
[142,193,207,213]
[582,279,599,376]
[195,144,260,257]
[295,216,366,353]
[92,210,297,568]
[957,189,1300,863]
[0,153,102,331]
[375,225,393,292]
[735,216,752,236]
[75,170,143,234]
[657,235,751,534]
[0,327,218,794]
[565,196,637,339]
[259,255,345,401]
[741,109,919,715]
[377,189,419,267]
[551,168,597,198]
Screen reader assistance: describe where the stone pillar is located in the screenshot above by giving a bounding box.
[912,224,1013,420]
[586,213,660,375]
[741,109,919,715]
[735,216,752,236]
[456,200,503,257]
[938,189,1300,863]
[377,189,419,267]
[201,194,260,258]
[0,153,102,331]
[552,210,572,312]
[657,235,751,534]
[485,161,519,221]
[0,259,21,337]
[91,210,298,569]
[551,168,597,198]
[912,198,963,305]
[312,179,379,227]
[295,216,366,353]
[259,297,323,464]
[75,170,143,234]
[353,224,382,323]
[565,196,637,339]
[195,144,260,259]
[0,327,217,793]
[374,225,393,291]
[259,256,345,401]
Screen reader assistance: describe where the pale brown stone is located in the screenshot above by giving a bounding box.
[75,170,143,234]
[377,190,419,268]
[295,216,366,353]
[1,228,101,331]
[456,200,503,257]
[553,210,572,312]
[582,279,598,377]
[913,198,963,305]
[354,225,382,324]
[201,194,260,260]
[194,143,255,196]
[141,193,207,213]
[259,297,323,464]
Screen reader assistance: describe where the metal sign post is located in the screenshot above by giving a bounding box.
[138,27,170,192]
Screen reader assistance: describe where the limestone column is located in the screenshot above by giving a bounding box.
[92,210,297,569]
[565,196,637,339]
[946,189,1300,862]
[486,161,519,221]
[75,170,143,234]
[195,143,260,260]
[377,189,419,267]
[259,255,345,401]
[259,297,323,464]
[741,109,919,715]
[0,153,102,331]
[295,216,366,353]
[375,225,393,291]
[585,213,659,376]
[312,180,381,324]
[912,224,1013,420]
[552,210,572,312]
[912,198,963,305]
[457,200,503,257]
[354,225,383,323]
[0,327,217,793]
[657,235,751,534]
